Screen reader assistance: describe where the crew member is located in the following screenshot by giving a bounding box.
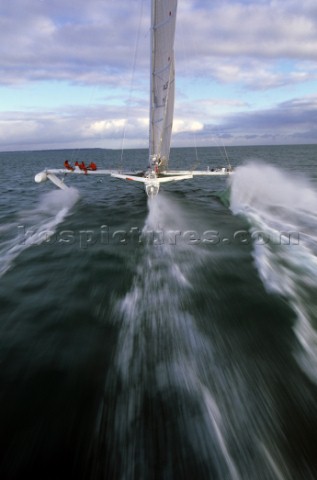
[64,160,74,171]
[87,162,97,171]
[75,161,88,174]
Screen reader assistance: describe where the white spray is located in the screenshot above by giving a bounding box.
[0,188,79,278]
[230,162,317,384]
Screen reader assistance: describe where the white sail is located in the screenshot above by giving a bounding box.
[150,0,177,173]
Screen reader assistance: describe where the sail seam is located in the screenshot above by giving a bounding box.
[154,16,174,30]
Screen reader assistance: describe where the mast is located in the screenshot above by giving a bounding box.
[149,0,178,173]
[149,0,155,167]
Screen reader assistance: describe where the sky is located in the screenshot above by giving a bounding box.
[1,0,317,151]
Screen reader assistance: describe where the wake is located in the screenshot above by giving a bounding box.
[98,193,290,480]
[230,162,317,384]
[99,193,241,479]
[0,188,79,278]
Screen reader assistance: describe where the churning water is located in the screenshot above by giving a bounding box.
[0,146,317,479]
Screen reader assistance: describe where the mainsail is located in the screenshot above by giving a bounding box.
[150,0,177,173]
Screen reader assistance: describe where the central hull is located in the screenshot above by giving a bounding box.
[145,172,160,197]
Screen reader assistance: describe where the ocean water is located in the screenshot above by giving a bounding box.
[0,144,317,479]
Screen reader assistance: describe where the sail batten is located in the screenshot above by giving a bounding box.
[150,0,177,172]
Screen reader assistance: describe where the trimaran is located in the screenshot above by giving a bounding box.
[35,0,232,198]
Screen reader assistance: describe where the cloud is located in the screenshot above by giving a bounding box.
[178,0,317,60]
[202,61,317,91]
[173,119,204,134]
[197,94,317,145]
[87,119,127,135]
[176,0,317,91]
[0,0,150,86]
[0,104,150,151]
[2,92,315,152]
[0,0,317,150]
[1,0,317,88]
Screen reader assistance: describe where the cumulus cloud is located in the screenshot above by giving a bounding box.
[0,0,317,150]
[176,0,317,91]
[2,93,315,151]
[87,119,127,135]
[0,104,150,151]
[1,0,317,87]
[0,0,150,86]
[173,119,204,134]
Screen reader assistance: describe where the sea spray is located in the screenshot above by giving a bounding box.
[230,162,317,384]
[99,193,241,479]
[96,192,291,479]
[0,187,79,278]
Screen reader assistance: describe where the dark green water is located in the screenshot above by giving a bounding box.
[0,145,317,479]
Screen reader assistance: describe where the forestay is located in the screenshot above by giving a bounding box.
[150,0,177,173]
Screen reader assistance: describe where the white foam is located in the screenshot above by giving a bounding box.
[0,187,79,278]
[230,162,317,383]
[230,162,317,217]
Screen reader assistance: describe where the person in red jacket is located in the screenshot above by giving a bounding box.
[74,161,88,174]
[87,162,97,171]
[64,160,74,171]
